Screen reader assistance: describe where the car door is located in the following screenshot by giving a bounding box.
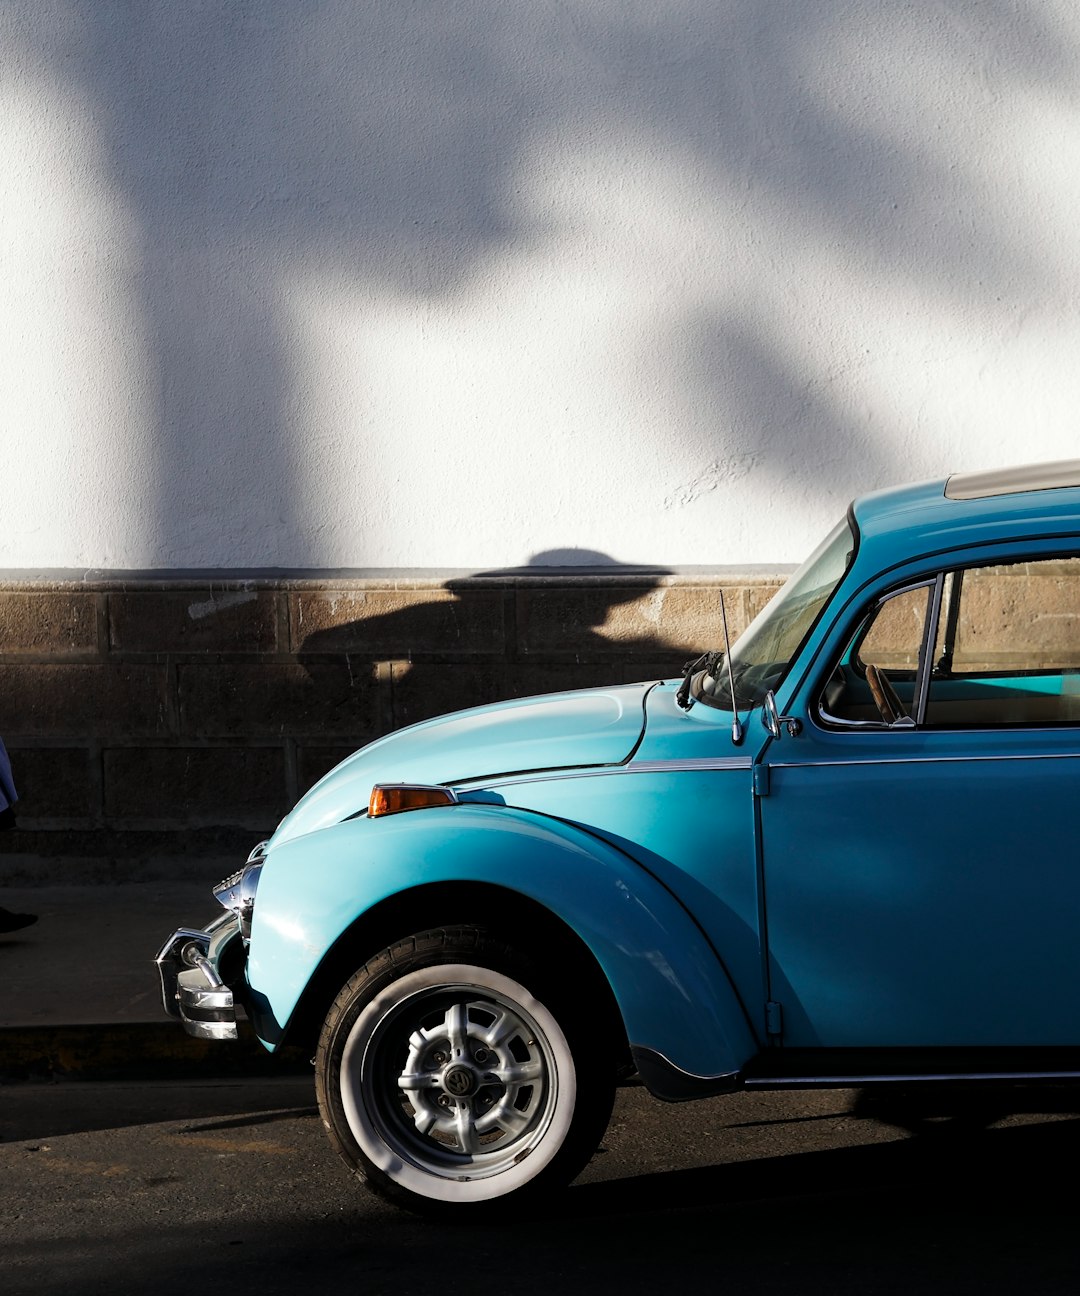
[759,550,1080,1050]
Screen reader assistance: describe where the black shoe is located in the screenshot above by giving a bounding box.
[0,907,36,934]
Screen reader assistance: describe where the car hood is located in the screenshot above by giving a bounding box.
[269,682,654,848]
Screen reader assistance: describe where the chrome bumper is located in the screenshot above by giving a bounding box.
[155,915,242,1041]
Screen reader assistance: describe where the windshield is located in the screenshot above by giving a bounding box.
[694,514,856,710]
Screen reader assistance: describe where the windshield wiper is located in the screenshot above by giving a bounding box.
[676,650,722,711]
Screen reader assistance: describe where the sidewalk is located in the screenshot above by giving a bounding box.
[0,879,307,1079]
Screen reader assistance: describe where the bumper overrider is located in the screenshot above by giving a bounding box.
[154,844,265,1041]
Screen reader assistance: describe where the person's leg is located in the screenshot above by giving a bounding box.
[0,800,36,930]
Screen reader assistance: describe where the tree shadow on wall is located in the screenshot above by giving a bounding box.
[295,550,690,793]
[22,3,1071,567]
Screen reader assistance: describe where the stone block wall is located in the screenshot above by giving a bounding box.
[0,569,785,878]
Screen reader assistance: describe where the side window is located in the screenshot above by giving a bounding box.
[926,557,1080,726]
[857,586,931,674]
[820,584,933,725]
[819,555,1080,730]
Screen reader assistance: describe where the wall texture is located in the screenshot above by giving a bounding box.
[0,568,785,877]
[5,2,1080,572]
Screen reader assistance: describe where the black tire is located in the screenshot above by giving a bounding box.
[315,926,615,1213]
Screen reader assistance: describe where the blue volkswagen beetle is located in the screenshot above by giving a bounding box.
[158,459,1080,1212]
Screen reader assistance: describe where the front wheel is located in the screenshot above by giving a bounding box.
[315,927,615,1213]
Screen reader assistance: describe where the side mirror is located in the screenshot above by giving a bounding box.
[762,690,802,740]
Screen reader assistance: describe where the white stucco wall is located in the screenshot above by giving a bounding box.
[3,1,1079,570]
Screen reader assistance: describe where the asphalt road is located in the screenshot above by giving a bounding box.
[3,1076,1079,1295]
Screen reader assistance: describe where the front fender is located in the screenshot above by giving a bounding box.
[247,804,758,1085]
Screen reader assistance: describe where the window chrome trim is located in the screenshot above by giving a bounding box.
[813,713,896,732]
[913,572,945,725]
[847,577,938,676]
[817,576,939,732]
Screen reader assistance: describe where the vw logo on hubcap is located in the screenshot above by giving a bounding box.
[443,1065,476,1098]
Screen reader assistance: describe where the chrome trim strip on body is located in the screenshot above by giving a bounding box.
[625,757,753,773]
[770,751,1080,771]
[476,756,753,791]
[745,1068,1080,1089]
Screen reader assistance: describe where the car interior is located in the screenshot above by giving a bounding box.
[819,556,1080,728]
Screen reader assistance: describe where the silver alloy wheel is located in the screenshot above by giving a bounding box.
[338,963,577,1203]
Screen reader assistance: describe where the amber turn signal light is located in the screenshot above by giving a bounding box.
[368,784,457,818]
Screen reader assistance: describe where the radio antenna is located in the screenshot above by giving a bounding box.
[719,591,744,745]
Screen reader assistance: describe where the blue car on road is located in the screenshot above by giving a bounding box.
[158,459,1080,1212]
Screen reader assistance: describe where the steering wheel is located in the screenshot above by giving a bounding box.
[865,663,904,725]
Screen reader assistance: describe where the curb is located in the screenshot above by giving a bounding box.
[0,1022,312,1082]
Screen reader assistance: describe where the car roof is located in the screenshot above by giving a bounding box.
[851,459,1080,565]
[944,460,1080,499]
